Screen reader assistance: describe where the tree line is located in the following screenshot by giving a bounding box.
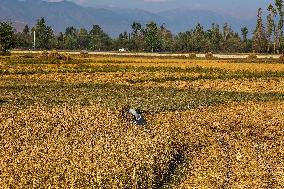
[1,0,284,54]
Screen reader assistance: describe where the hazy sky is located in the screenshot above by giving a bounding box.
[48,0,274,18]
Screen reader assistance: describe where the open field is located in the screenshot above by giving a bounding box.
[1,54,284,188]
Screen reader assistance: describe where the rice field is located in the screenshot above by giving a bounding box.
[1,54,284,188]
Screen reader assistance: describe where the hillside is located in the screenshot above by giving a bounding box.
[0,0,256,36]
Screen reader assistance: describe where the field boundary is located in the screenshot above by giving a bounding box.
[11,50,282,59]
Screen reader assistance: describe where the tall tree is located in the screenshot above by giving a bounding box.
[115,32,130,50]
[144,21,161,52]
[252,8,268,53]
[56,32,64,49]
[174,31,192,52]
[159,24,173,52]
[207,23,222,52]
[192,23,207,52]
[241,26,249,42]
[89,25,111,51]
[221,23,236,52]
[65,26,77,36]
[34,17,54,49]
[0,22,15,53]
[23,25,30,35]
[240,26,251,52]
[130,22,144,51]
[64,26,78,50]
[223,32,243,53]
[266,4,277,53]
[222,23,233,39]
[15,25,32,49]
[77,28,90,50]
[275,0,284,33]
[274,0,284,51]
[131,22,142,37]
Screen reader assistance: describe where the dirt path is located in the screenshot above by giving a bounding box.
[11,50,282,59]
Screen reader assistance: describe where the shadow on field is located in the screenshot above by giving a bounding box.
[155,151,187,189]
[1,82,284,112]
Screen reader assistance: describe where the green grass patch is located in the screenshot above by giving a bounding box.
[1,82,284,112]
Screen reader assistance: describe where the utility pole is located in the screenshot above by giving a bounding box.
[34,30,36,49]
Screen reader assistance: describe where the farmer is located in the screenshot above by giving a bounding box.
[128,108,147,126]
[121,106,147,126]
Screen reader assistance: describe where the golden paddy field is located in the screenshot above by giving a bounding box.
[0,54,284,188]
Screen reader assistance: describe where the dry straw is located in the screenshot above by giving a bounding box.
[1,54,284,188]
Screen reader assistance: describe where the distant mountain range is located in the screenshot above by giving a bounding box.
[0,0,256,37]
